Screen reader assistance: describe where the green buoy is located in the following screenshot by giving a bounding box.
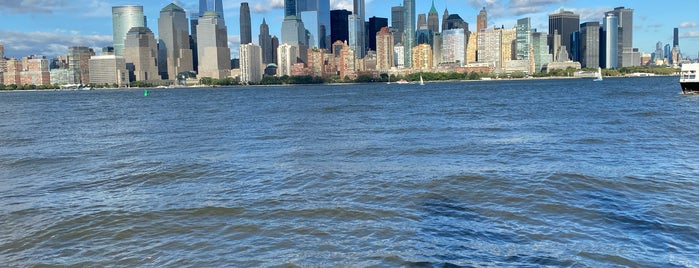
[144,89,149,96]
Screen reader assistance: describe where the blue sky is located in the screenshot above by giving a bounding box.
[1,0,698,59]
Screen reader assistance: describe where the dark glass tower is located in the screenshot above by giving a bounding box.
[368,16,388,51]
[548,9,580,61]
[240,2,252,44]
[330,9,351,43]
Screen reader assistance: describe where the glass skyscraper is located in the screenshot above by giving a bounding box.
[403,0,415,68]
[199,0,224,19]
[240,2,252,45]
[112,5,145,56]
[602,12,619,69]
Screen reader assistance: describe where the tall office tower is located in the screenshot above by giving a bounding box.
[351,0,366,57]
[112,5,145,56]
[271,36,279,63]
[158,3,193,80]
[653,41,664,62]
[602,12,619,69]
[123,27,159,81]
[391,6,404,45]
[240,2,252,45]
[478,28,501,68]
[442,28,465,64]
[259,19,274,64]
[368,17,388,51]
[432,32,442,65]
[190,18,199,73]
[417,14,427,30]
[531,31,551,73]
[466,31,477,63]
[68,46,95,85]
[0,44,4,59]
[376,27,394,71]
[500,27,516,67]
[673,28,679,48]
[477,7,487,32]
[240,43,263,83]
[441,8,449,33]
[298,0,331,49]
[664,44,671,62]
[197,11,231,79]
[403,0,415,68]
[443,14,467,31]
[428,1,439,33]
[611,7,633,67]
[548,9,579,61]
[579,21,600,68]
[516,18,531,60]
[281,0,307,47]
[285,0,297,17]
[199,0,224,19]
[412,43,432,70]
[330,10,351,44]
[277,43,298,77]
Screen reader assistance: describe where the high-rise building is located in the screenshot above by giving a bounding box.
[123,27,159,81]
[0,44,4,59]
[197,11,231,79]
[89,54,128,86]
[403,0,415,68]
[548,9,579,61]
[112,5,145,56]
[477,7,487,33]
[432,33,442,66]
[442,28,465,65]
[158,3,193,80]
[500,27,516,68]
[351,0,366,57]
[368,17,388,52]
[240,2,252,45]
[478,28,501,68]
[441,8,449,34]
[391,6,404,45]
[298,0,332,49]
[611,7,634,67]
[531,31,552,72]
[376,27,394,71]
[516,18,531,60]
[284,0,297,17]
[240,43,263,83]
[330,9,351,44]
[281,0,307,47]
[199,0,224,19]
[673,28,679,48]
[277,43,298,77]
[443,14,467,31]
[427,1,439,34]
[602,12,619,69]
[68,46,95,85]
[412,43,432,70]
[466,31,478,63]
[579,21,600,68]
[417,14,427,30]
[259,19,275,64]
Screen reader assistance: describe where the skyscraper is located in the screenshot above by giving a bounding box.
[417,14,427,30]
[330,9,351,44]
[240,2,252,45]
[199,0,224,19]
[531,31,552,72]
[123,27,159,81]
[368,17,388,52]
[158,3,193,80]
[442,28,465,64]
[477,7,487,32]
[516,18,531,61]
[197,11,231,79]
[674,28,679,48]
[0,44,4,59]
[403,0,415,68]
[391,6,404,45]
[441,8,449,34]
[602,12,619,69]
[427,0,439,34]
[259,19,274,64]
[376,26,394,71]
[548,9,579,61]
[277,43,298,77]
[285,0,297,17]
[351,0,366,57]
[611,7,633,67]
[443,14,467,31]
[112,5,145,56]
[68,46,95,85]
[298,0,331,49]
[240,43,263,83]
[281,0,307,47]
[579,21,600,68]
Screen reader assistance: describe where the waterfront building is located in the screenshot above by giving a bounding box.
[330,9,351,44]
[298,0,332,49]
[477,7,487,33]
[89,54,128,86]
[427,0,439,34]
[14,56,51,86]
[548,9,579,61]
[376,27,395,71]
[516,18,531,61]
[403,0,416,68]
[478,28,501,69]
[240,2,252,45]
[307,48,331,77]
[259,19,275,64]
[68,46,95,85]
[466,31,478,64]
[337,41,356,79]
[432,33,442,66]
[158,3,193,80]
[500,27,517,69]
[368,17,388,52]
[3,58,20,85]
[391,6,404,45]
[442,29,465,65]
[579,21,600,68]
[197,11,231,79]
[602,12,619,69]
[277,43,298,77]
[349,14,364,58]
[112,5,146,56]
[394,44,404,68]
[531,31,552,73]
[50,69,77,85]
[123,27,159,82]
[412,43,432,70]
[610,7,634,67]
[240,43,263,83]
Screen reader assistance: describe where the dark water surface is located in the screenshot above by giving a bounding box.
[1,77,698,266]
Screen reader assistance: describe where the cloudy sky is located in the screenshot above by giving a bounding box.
[1,0,697,59]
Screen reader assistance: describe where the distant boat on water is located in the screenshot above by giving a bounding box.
[395,79,410,84]
[680,63,699,94]
[593,67,603,81]
[419,75,424,85]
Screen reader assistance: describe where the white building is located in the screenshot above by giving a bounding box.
[240,43,263,83]
[277,43,298,77]
[442,29,465,65]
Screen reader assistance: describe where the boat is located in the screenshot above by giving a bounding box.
[395,79,410,84]
[680,63,699,94]
[593,67,603,81]
[419,75,424,85]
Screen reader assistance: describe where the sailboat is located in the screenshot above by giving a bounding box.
[593,67,603,81]
[419,75,425,85]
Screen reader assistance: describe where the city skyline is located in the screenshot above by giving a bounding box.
[0,0,698,60]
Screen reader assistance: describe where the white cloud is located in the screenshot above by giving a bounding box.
[679,22,698,28]
[0,30,111,58]
[331,0,352,11]
[251,0,284,13]
[681,31,699,38]
[0,0,68,14]
[509,0,570,16]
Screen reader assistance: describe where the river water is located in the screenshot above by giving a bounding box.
[1,77,698,266]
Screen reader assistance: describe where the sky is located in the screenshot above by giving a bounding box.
[1,0,698,60]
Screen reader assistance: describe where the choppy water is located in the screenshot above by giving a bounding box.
[1,77,698,267]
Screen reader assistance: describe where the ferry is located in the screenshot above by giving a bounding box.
[680,63,699,94]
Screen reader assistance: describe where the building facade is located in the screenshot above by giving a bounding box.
[602,12,619,69]
[158,3,193,80]
[548,9,579,61]
[240,2,252,45]
[412,43,432,70]
[330,9,351,44]
[579,21,600,68]
[277,43,298,77]
[68,46,95,85]
[376,27,394,71]
[516,18,531,61]
[259,18,275,64]
[240,43,263,83]
[477,7,487,33]
[89,55,128,86]
[403,0,415,68]
[123,27,160,82]
[197,11,231,79]
[391,6,404,45]
[442,29,465,65]
[112,6,145,56]
[611,7,634,67]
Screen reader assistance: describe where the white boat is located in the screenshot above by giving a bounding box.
[593,67,603,81]
[419,75,424,85]
[680,63,699,94]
